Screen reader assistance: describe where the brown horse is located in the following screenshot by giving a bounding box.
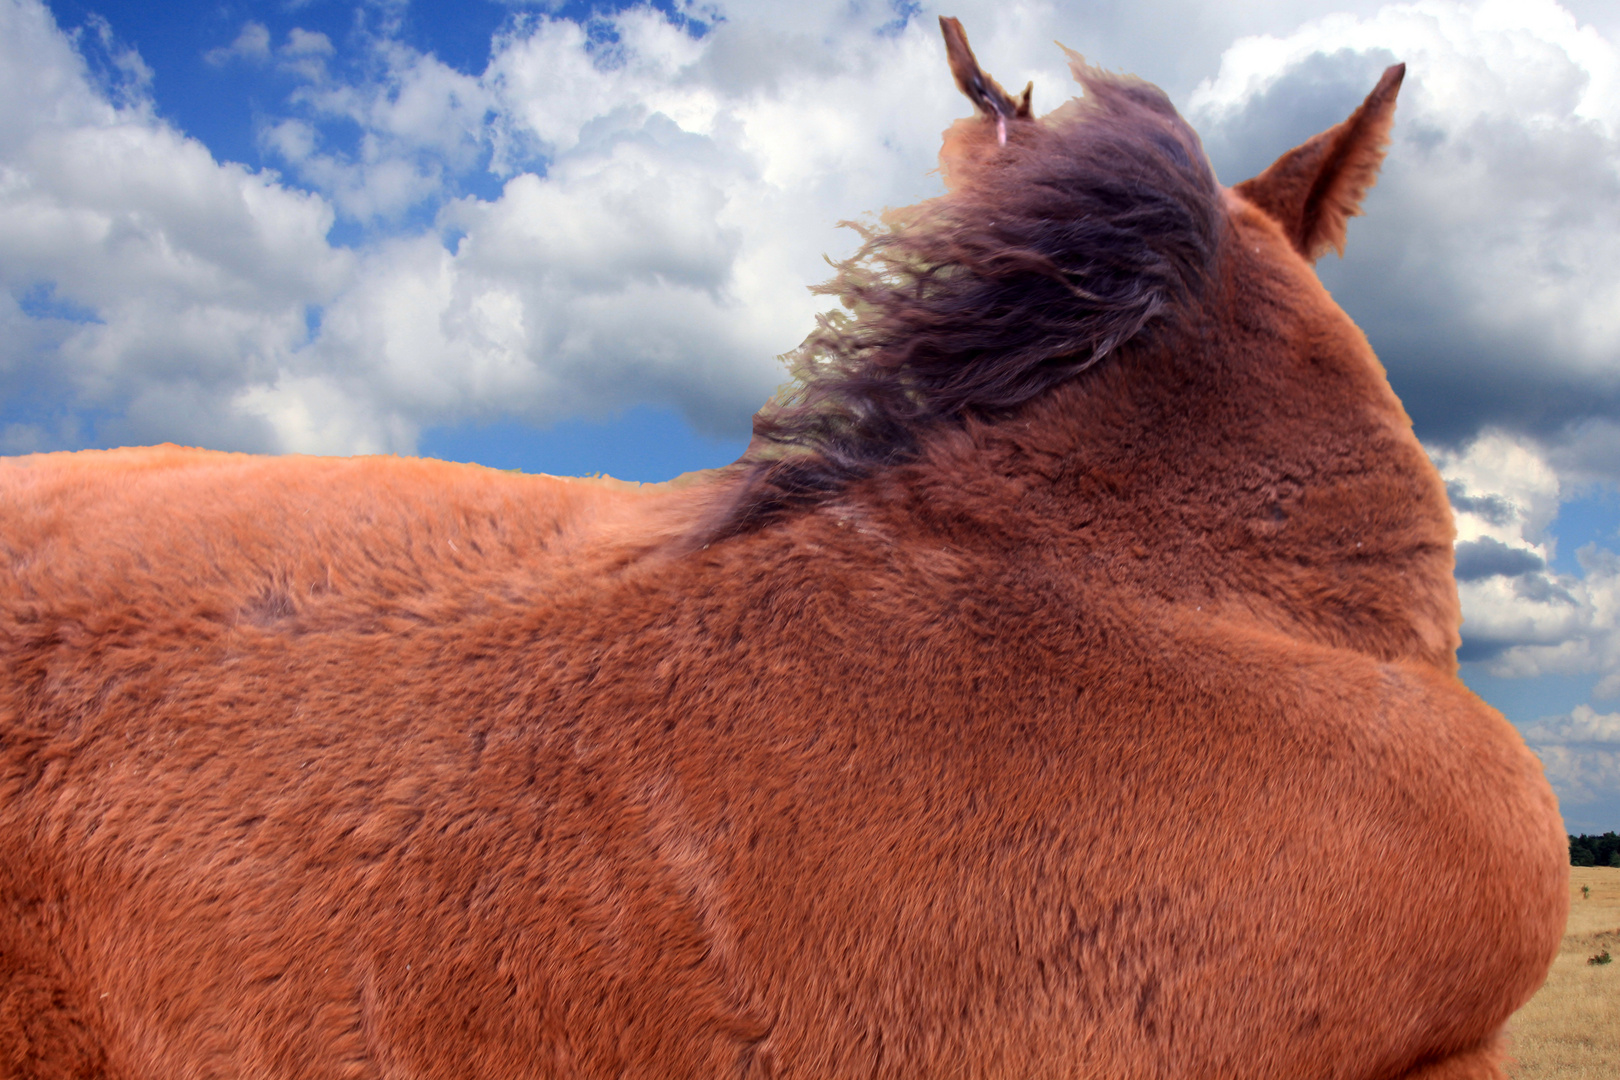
[0,18,1567,1080]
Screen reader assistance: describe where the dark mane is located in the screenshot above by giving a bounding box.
[710,57,1222,540]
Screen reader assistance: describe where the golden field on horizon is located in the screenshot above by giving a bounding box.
[1507,866,1620,1078]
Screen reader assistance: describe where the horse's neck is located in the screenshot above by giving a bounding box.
[931,309,1460,669]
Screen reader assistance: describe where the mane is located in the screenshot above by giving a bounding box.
[708,57,1223,541]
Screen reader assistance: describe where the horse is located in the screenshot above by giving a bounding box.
[0,17,1567,1080]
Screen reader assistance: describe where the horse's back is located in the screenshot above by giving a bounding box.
[0,445,736,1080]
[0,445,690,627]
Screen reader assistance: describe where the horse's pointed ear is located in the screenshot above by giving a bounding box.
[1234,63,1405,261]
[940,16,1033,144]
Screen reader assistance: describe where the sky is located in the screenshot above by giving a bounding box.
[3,0,1619,831]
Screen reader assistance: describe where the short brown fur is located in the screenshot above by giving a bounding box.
[0,21,1566,1080]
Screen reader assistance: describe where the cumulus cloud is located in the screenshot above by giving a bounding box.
[1453,536,1547,582]
[1524,704,1620,744]
[204,22,271,67]
[0,0,353,453]
[1190,0,1620,452]
[205,22,331,76]
[1522,704,1620,830]
[228,1,988,450]
[265,33,489,222]
[1430,431,1620,695]
[286,28,335,58]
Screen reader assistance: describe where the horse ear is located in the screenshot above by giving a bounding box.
[1233,63,1405,261]
[939,16,1033,145]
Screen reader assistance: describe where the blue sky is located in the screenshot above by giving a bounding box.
[5,0,1620,829]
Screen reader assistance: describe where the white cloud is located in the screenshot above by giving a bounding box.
[255,32,490,222]
[232,371,406,456]
[1435,430,1563,546]
[285,28,334,58]
[233,2,983,449]
[0,0,353,453]
[206,21,335,82]
[74,13,155,105]
[1431,432,1620,698]
[1524,703,1620,744]
[1522,705,1620,830]
[1488,546,1620,686]
[1532,744,1620,831]
[278,29,336,82]
[205,22,271,67]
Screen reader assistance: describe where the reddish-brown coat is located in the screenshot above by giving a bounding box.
[0,23,1566,1080]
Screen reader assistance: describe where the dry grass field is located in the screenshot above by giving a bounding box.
[1506,866,1620,1078]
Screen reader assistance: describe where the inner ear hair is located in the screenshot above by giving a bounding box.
[1234,63,1405,262]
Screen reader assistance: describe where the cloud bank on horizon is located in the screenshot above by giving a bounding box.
[2,0,1619,828]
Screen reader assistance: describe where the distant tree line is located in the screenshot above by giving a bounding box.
[1570,833,1620,867]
